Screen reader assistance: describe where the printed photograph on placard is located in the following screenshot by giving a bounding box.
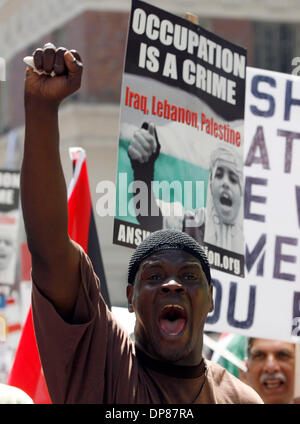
[0,170,20,288]
[113,0,247,277]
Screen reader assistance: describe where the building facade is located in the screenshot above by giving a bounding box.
[0,3,299,378]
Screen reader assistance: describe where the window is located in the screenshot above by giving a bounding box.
[254,22,295,74]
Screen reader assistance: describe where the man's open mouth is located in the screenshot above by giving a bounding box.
[219,192,232,207]
[261,374,286,390]
[158,305,187,336]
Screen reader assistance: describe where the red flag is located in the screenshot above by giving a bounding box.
[68,148,110,307]
[6,244,51,403]
[7,147,110,403]
[6,303,51,403]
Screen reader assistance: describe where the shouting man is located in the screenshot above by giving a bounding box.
[21,43,262,404]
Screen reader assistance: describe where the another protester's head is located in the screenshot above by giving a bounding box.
[209,147,242,225]
[245,337,295,404]
[0,226,15,271]
[126,229,214,365]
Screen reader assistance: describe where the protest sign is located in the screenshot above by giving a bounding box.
[112,0,247,277]
[0,170,20,287]
[205,67,300,343]
[295,344,300,398]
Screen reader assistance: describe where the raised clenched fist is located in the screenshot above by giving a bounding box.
[128,122,159,164]
[24,43,83,106]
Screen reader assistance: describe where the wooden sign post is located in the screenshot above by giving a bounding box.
[185,12,199,25]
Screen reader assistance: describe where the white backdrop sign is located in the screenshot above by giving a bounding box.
[205,67,300,343]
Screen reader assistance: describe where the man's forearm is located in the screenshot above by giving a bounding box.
[131,160,163,231]
[20,47,83,317]
[22,99,69,259]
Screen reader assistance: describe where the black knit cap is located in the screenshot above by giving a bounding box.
[128,229,211,285]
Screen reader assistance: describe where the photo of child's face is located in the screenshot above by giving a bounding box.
[210,164,241,225]
[0,231,14,271]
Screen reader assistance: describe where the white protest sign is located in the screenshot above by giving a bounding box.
[205,67,300,343]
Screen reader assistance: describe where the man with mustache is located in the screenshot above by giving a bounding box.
[21,44,263,404]
[244,338,295,404]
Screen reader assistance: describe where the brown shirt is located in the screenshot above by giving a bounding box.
[32,246,263,404]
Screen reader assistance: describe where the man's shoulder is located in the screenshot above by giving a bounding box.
[206,360,264,404]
